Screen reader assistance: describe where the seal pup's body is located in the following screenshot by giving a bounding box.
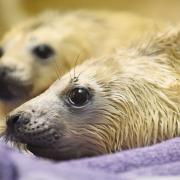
[0,10,163,128]
[5,27,180,160]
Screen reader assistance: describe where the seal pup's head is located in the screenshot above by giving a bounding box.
[4,28,180,160]
[0,10,164,106]
[0,11,93,104]
[0,14,58,102]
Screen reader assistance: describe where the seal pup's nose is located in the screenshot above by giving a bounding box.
[6,112,31,133]
[0,65,17,101]
[0,65,13,78]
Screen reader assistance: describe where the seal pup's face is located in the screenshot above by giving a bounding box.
[5,28,180,160]
[0,28,54,102]
[5,57,122,160]
[0,20,84,104]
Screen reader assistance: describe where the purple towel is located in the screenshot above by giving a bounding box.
[0,137,180,180]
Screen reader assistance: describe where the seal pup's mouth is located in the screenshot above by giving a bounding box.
[0,78,33,102]
[4,75,110,160]
[0,65,33,102]
[4,111,67,159]
[5,128,65,160]
[4,111,101,160]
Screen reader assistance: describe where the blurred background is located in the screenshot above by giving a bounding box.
[0,0,180,37]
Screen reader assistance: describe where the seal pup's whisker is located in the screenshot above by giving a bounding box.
[69,70,73,82]
[73,53,81,81]
[53,60,61,80]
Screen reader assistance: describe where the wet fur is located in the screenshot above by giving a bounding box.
[0,10,163,130]
[5,27,180,160]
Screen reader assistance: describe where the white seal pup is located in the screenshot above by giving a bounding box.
[5,27,180,160]
[0,10,161,128]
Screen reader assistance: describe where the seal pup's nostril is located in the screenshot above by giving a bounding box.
[11,115,20,124]
[6,113,31,130]
[0,66,13,78]
[6,114,20,128]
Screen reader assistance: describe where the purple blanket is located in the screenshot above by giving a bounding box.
[0,138,180,180]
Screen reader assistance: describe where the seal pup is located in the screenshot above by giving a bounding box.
[4,27,180,160]
[0,10,162,128]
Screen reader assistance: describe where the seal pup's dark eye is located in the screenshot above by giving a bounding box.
[68,87,90,107]
[0,48,4,58]
[32,44,55,60]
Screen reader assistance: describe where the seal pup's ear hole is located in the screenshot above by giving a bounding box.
[0,48,4,58]
[32,44,55,60]
[67,87,91,107]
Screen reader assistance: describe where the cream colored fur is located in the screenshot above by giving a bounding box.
[62,28,180,150]
[0,10,163,129]
[7,27,180,159]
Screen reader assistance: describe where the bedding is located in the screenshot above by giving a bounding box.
[0,138,180,180]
